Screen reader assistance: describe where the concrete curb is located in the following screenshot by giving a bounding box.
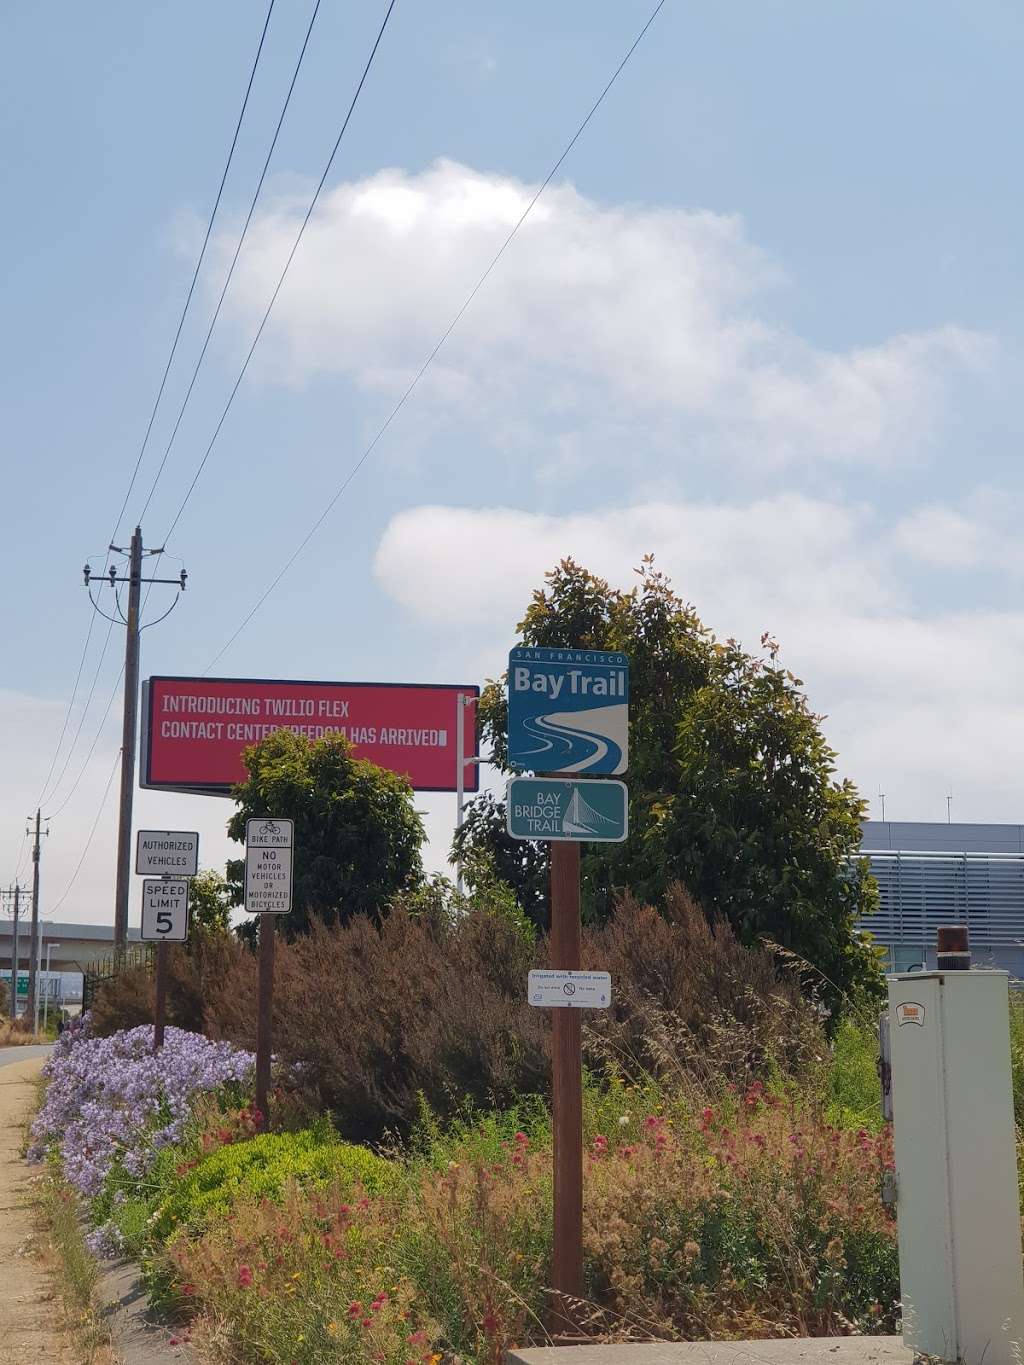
[506,1338,911,1365]
[92,1249,197,1365]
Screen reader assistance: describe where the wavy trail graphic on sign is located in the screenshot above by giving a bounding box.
[514,704,626,774]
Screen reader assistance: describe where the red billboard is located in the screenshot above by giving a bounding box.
[141,676,480,795]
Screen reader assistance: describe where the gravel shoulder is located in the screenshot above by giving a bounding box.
[0,1044,54,1067]
[0,1053,76,1363]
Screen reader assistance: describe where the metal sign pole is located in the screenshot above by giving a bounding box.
[549,839,583,1330]
[153,942,168,1051]
[255,914,275,1131]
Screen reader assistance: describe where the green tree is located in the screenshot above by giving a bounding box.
[458,556,881,1010]
[452,790,549,929]
[187,869,232,934]
[227,728,425,936]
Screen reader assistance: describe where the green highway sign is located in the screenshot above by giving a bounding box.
[506,776,628,843]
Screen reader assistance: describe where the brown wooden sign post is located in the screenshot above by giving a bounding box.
[139,873,191,1052]
[153,942,169,1050]
[506,647,630,1333]
[549,840,584,1324]
[255,915,275,1129]
[245,818,294,1134]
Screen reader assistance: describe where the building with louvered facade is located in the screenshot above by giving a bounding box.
[857,822,1024,976]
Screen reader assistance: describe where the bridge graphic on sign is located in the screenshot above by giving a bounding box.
[561,785,620,836]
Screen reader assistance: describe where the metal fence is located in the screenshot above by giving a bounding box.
[857,850,1024,950]
[82,945,155,1010]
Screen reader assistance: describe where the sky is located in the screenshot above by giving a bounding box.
[2,0,1024,928]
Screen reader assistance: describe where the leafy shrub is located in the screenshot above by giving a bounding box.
[165,1086,898,1362]
[198,894,822,1143]
[827,1017,885,1132]
[90,928,245,1037]
[147,1121,394,1242]
[586,887,822,1086]
[206,907,549,1142]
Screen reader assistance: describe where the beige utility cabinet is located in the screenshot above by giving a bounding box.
[888,969,1024,1364]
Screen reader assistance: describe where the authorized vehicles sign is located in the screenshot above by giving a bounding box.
[141,676,480,795]
[507,647,628,775]
[135,829,199,877]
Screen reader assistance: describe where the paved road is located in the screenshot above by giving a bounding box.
[0,1045,52,1068]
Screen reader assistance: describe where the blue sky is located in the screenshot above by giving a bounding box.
[3,0,1023,924]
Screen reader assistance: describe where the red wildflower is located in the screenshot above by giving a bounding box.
[348,1302,363,1319]
[237,1265,253,1289]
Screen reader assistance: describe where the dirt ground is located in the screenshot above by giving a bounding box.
[0,1053,78,1363]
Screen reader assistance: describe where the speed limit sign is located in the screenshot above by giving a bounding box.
[141,879,189,942]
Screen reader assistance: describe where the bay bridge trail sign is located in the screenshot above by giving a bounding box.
[506,776,628,842]
[507,647,628,775]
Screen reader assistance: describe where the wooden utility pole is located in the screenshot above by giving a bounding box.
[83,529,188,951]
[25,811,44,1031]
[2,884,23,1020]
[549,839,583,1329]
[113,528,142,951]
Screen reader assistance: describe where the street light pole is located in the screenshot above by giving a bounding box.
[454,694,478,895]
[43,943,60,1033]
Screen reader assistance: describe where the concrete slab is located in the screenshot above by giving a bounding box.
[93,1253,196,1364]
[507,1337,911,1365]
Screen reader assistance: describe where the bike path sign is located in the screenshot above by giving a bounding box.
[508,647,628,775]
[244,818,294,915]
[506,776,628,842]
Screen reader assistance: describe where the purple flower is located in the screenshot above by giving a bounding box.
[30,1023,254,1204]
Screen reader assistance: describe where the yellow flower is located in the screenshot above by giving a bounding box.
[327,1322,338,1335]
[291,1271,301,1280]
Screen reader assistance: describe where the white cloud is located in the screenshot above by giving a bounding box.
[374,497,1024,824]
[219,160,990,472]
[892,502,1024,575]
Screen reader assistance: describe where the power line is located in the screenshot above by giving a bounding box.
[31,614,98,809]
[118,0,278,541]
[136,0,324,528]
[156,0,400,553]
[205,0,668,672]
[29,3,277,814]
[47,750,121,919]
[13,830,31,882]
[38,615,116,811]
[45,664,125,821]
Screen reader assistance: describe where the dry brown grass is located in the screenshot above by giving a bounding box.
[0,1020,49,1045]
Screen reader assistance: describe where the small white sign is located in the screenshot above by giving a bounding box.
[141,879,190,942]
[527,969,612,1009]
[245,817,294,849]
[244,845,293,914]
[135,830,199,877]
